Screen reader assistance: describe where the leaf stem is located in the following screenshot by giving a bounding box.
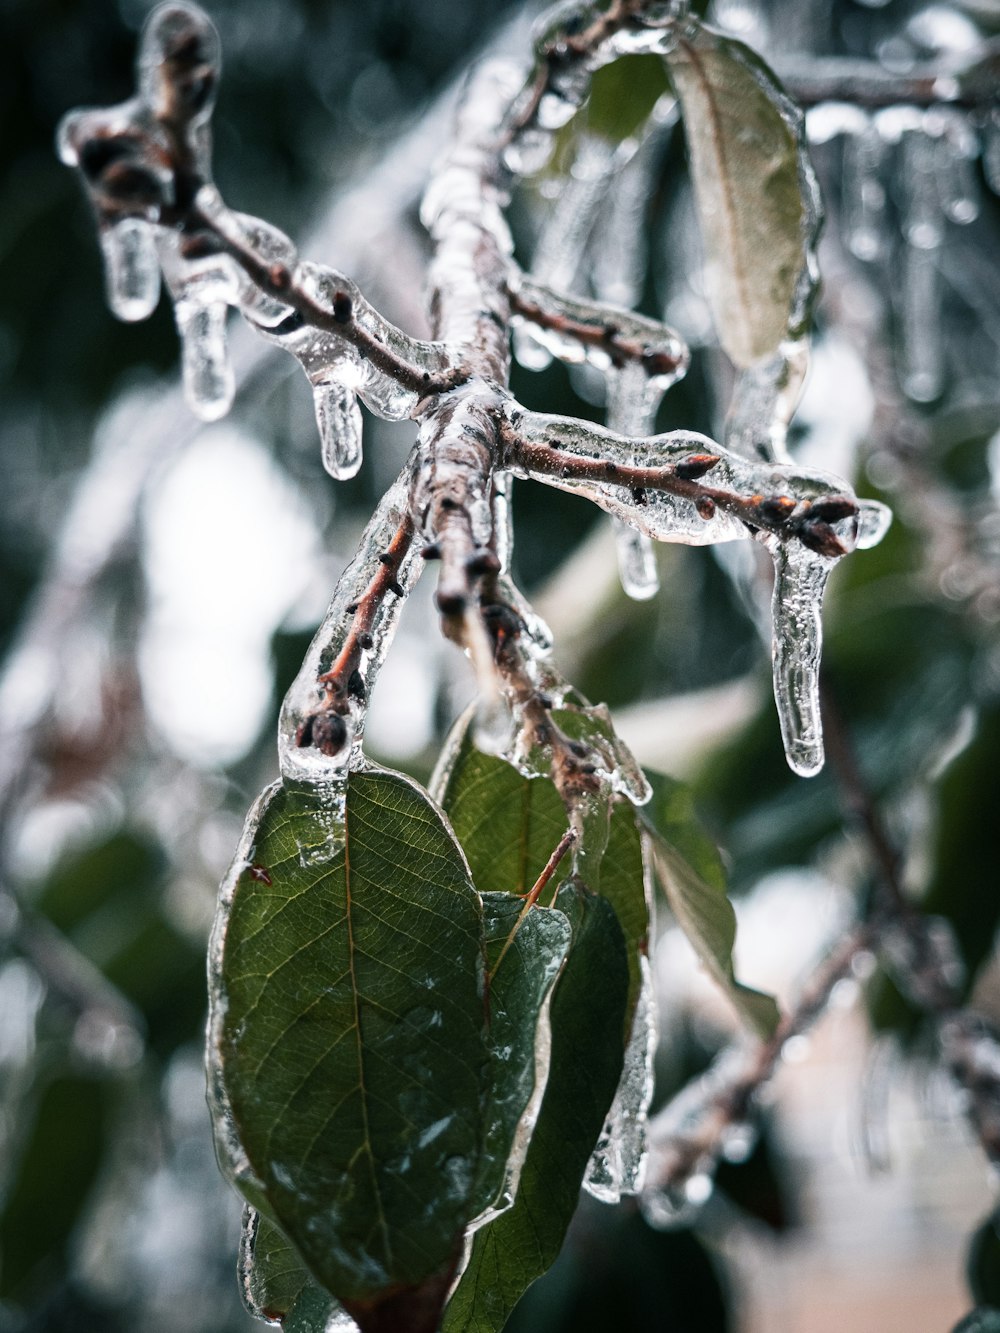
[490,827,577,979]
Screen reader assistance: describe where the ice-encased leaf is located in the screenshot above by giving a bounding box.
[433,711,648,1028]
[472,894,571,1223]
[208,768,487,1325]
[639,769,779,1037]
[664,25,818,368]
[240,1207,344,1329]
[442,883,628,1333]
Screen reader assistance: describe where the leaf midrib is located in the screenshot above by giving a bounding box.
[343,790,394,1270]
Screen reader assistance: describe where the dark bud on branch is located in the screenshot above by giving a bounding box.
[296,711,348,756]
[674,453,720,481]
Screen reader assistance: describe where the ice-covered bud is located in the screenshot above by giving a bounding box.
[139,2,221,132]
[57,107,174,217]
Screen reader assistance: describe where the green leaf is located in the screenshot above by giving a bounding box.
[209,768,487,1326]
[433,716,568,900]
[664,24,815,367]
[586,54,671,144]
[474,894,572,1220]
[434,711,648,1032]
[443,883,629,1333]
[0,1074,111,1303]
[241,1208,337,1327]
[640,770,779,1037]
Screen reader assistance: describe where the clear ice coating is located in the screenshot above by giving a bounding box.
[766,539,831,779]
[511,407,890,774]
[277,466,422,787]
[100,217,161,322]
[585,956,657,1201]
[175,295,235,421]
[606,361,667,600]
[314,377,364,481]
[724,341,809,465]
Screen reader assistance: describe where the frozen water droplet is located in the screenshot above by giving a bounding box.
[100,217,161,321]
[512,326,553,372]
[768,541,831,778]
[856,499,892,549]
[176,297,234,420]
[585,959,657,1200]
[314,380,363,481]
[614,522,659,600]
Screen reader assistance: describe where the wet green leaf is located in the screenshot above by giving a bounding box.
[434,711,648,1030]
[443,883,629,1333]
[209,768,487,1324]
[640,769,779,1036]
[664,25,814,366]
[241,1208,336,1327]
[473,894,572,1219]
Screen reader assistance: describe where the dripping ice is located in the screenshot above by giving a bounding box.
[585,956,658,1201]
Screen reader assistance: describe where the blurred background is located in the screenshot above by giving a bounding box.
[2,0,1000,1329]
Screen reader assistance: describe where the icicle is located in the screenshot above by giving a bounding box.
[314,377,364,481]
[260,260,451,426]
[902,127,945,252]
[536,136,617,290]
[99,217,161,321]
[492,469,514,574]
[767,540,831,778]
[842,120,889,264]
[900,233,944,404]
[724,341,809,465]
[585,956,657,1200]
[175,295,234,421]
[983,107,1000,196]
[606,360,665,599]
[926,108,980,225]
[614,524,659,600]
[514,136,617,370]
[590,104,677,307]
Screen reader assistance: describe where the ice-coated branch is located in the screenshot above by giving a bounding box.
[509,276,689,382]
[645,917,875,1202]
[57,0,892,792]
[821,685,1000,1167]
[777,47,1000,112]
